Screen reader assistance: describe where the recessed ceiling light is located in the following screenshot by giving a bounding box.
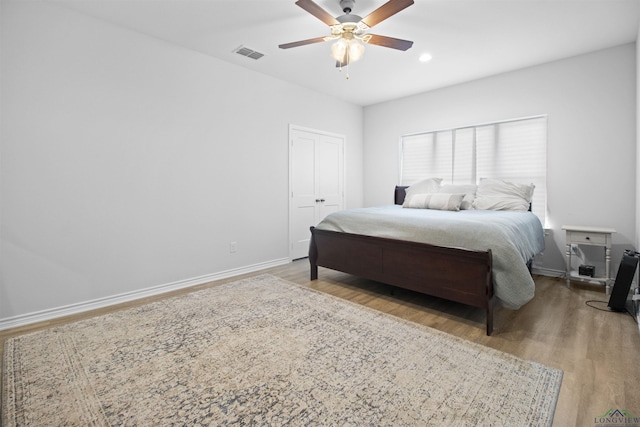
[419,53,432,63]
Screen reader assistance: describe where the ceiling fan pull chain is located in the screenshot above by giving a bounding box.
[345,46,350,79]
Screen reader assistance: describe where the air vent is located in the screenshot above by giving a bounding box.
[233,46,265,60]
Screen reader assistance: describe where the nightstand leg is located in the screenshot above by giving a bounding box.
[605,246,612,295]
[565,243,572,288]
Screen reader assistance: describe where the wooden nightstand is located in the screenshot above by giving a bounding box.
[562,225,616,294]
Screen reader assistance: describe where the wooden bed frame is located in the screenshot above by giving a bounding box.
[309,186,496,335]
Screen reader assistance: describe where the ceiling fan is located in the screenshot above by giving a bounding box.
[279,0,414,73]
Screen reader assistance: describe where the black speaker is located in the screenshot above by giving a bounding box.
[608,250,639,312]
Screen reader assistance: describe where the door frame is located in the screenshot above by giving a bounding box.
[288,124,346,261]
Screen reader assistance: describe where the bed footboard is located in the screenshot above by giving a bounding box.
[309,226,495,335]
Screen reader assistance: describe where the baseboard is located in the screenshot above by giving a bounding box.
[0,258,290,331]
[531,267,565,278]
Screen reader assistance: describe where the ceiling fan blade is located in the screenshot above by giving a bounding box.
[279,36,328,49]
[364,34,413,51]
[295,0,340,26]
[361,0,414,28]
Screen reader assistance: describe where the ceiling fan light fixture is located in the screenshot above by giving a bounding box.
[331,38,347,62]
[348,38,365,61]
[331,36,364,64]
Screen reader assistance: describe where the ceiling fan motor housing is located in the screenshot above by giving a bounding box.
[339,0,356,14]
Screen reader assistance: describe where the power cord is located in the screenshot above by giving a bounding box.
[585,299,638,323]
[585,300,613,312]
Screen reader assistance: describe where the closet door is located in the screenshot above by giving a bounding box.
[290,126,344,260]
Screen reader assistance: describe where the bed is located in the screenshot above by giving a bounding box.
[309,179,545,335]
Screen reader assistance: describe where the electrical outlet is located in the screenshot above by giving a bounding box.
[229,242,237,253]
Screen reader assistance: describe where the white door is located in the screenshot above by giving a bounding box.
[290,126,344,260]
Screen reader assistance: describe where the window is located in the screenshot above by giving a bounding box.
[400,115,547,224]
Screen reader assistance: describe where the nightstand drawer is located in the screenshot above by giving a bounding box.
[570,231,607,245]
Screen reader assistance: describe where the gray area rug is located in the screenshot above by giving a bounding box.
[3,274,562,426]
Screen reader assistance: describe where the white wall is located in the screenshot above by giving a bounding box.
[637,29,640,252]
[0,1,363,324]
[364,44,636,275]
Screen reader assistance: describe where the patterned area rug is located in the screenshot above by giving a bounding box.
[3,274,562,426]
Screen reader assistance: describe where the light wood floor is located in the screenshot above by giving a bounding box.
[2,259,639,426]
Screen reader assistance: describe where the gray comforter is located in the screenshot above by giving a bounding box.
[315,205,545,309]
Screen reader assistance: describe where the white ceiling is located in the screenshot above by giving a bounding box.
[53,0,640,106]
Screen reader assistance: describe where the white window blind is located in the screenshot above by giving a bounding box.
[453,128,474,184]
[400,132,452,185]
[400,116,547,224]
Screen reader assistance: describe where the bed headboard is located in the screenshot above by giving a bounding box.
[394,185,532,211]
[394,186,408,205]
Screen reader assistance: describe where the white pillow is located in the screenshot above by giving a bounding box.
[405,178,442,200]
[439,184,477,210]
[473,178,535,211]
[403,193,465,211]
